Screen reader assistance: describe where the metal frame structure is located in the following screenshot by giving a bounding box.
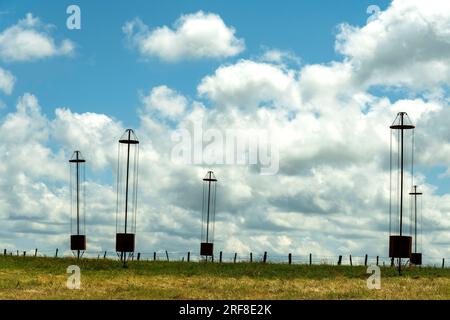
[69,150,86,259]
[409,185,423,265]
[389,112,415,275]
[115,129,140,266]
[200,171,217,260]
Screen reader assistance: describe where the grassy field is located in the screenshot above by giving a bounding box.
[1,255,450,299]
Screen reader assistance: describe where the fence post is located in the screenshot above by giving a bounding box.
[263,251,267,263]
[137,253,141,261]
[349,255,353,266]
[250,252,253,263]
[288,253,292,265]
[187,252,190,262]
[219,251,223,263]
[338,255,342,265]
[104,251,107,259]
[17,250,19,256]
[55,248,58,258]
[364,254,368,266]
[309,253,312,265]
[443,258,445,269]
[165,250,169,261]
[391,257,394,267]
[23,251,26,257]
[376,256,379,266]
[3,249,6,256]
[35,248,38,257]
[154,252,156,261]
[234,253,237,263]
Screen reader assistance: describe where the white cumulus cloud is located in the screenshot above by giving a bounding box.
[260,48,301,66]
[336,0,450,89]
[123,11,245,62]
[140,85,187,119]
[198,59,301,111]
[0,13,75,62]
[0,67,15,94]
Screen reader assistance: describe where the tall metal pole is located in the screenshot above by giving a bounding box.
[206,176,211,243]
[414,186,418,252]
[124,130,131,234]
[76,152,80,235]
[121,130,132,264]
[399,113,404,275]
[400,113,404,237]
[76,151,80,260]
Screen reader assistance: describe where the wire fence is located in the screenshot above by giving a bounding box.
[2,248,448,269]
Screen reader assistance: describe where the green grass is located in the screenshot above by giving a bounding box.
[1,255,450,299]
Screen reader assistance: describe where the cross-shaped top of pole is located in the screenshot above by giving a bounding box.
[69,150,86,163]
[409,185,423,195]
[203,171,217,182]
[390,112,415,130]
[119,129,139,144]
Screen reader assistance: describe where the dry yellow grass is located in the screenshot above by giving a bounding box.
[1,256,450,299]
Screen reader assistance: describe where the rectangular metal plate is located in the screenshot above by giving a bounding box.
[200,242,214,256]
[389,235,412,258]
[70,235,86,251]
[116,233,135,252]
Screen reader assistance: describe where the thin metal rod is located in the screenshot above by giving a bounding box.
[201,183,205,242]
[70,160,72,237]
[414,186,418,252]
[400,114,404,237]
[124,130,131,234]
[389,130,392,235]
[83,164,86,235]
[399,113,404,275]
[206,176,211,243]
[76,151,82,261]
[115,144,120,233]
[76,152,80,235]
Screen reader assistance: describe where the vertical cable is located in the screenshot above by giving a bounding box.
[212,181,217,243]
[124,130,131,234]
[70,159,73,236]
[83,161,86,236]
[389,129,392,235]
[131,141,136,234]
[411,129,415,188]
[201,182,205,242]
[420,195,423,252]
[116,143,121,234]
[81,162,86,235]
[134,144,139,234]
[409,190,413,236]
[397,128,400,233]
[206,177,211,243]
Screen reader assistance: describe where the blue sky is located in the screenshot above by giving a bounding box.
[1,0,391,126]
